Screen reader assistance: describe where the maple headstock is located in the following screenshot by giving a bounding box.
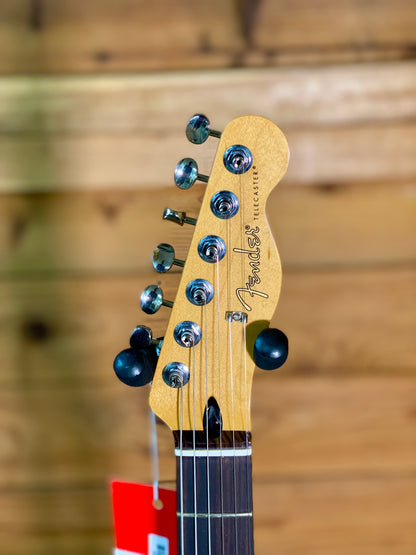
[146,115,289,433]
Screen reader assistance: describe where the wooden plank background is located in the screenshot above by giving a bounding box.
[0,1,415,554]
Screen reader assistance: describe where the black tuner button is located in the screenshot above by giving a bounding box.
[186,114,222,144]
[253,328,288,370]
[113,347,156,387]
[130,325,163,355]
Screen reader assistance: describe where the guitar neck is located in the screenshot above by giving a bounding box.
[175,431,254,555]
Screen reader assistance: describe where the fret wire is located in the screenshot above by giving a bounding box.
[179,512,253,518]
[174,448,252,457]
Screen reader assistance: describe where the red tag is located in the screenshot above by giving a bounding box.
[111,481,177,555]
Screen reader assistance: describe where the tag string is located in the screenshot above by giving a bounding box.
[149,406,159,503]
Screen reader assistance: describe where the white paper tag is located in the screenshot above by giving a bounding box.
[148,533,169,555]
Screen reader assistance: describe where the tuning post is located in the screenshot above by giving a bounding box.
[186,114,222,144]
[174,321,202,348]
[162,362,190,388]
[140,285,173,314]
[186,279,214,306]
[223,144,253,174]
[174,158,208,190]
[163,208,197,227]
[198,235,226,263]
[152,243,185,273]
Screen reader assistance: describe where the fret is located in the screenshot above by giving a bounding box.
[175,448,252,457]
[179,512,253,518]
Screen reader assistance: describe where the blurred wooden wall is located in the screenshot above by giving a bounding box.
[0,1,415,554]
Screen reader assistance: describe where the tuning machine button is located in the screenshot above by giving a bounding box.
[113,347,156,387]
[186,114,221,144]
[130,325,163,356]
[140,285,173,314]
[163,208,197,227]
[152,243,184,273]
[253,328,289,370]
[174,158,208,190]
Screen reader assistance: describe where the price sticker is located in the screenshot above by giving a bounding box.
[112,481,177,555]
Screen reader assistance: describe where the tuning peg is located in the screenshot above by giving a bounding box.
[130,325,163,355]
[253,328,289,370]
[113,347,156,387]
[163,208,197,227]
[174,158,208,190]
[152,243,185,273]
[140,285,173,314]
[186,114,222,144]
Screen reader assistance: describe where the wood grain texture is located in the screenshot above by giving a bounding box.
[1,182,414,276]
[0,268,414,391]
[0,378,414,489]
[2,122,416,192]
[253,0,416,58]
[0,0,415,73]
[1,63,416,134]
[1,62,416,192]
[0,0,243,74]
[1,474,415,555]
[0,3,415,550]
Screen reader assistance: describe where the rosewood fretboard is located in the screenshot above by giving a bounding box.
[174,431,254,555]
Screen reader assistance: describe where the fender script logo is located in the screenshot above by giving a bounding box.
[234,225,268,311]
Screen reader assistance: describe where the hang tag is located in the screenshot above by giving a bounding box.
[112,481,177,555]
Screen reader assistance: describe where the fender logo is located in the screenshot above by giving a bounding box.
[234,225,269,311]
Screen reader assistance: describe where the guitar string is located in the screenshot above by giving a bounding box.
[226,217,237,551]
[204,301,212,554]
[240,167,248,552]
[216,252,225,555]
[192,345,198,554]
[228,317,238,554]
[243,322,251,548]
[241,168,251,548]
[179,383,185,555]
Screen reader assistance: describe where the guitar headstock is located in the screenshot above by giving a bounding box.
[114,114,289,439]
